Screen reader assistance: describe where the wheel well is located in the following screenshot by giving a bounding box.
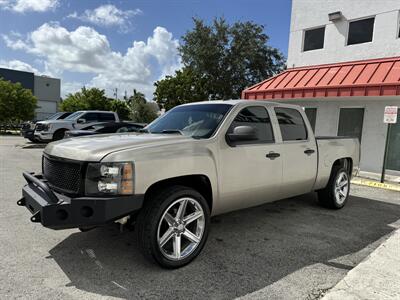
[144,175,213,211]
[54,128,67,134]
[332,158,353,175]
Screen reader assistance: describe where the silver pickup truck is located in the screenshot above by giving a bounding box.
[19,100,360,268]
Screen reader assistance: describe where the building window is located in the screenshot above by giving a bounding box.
[304,108,317,132]
[303,27,325,51]
[347,17,375,45]
[398,12,400,38]
[337,108,364,141]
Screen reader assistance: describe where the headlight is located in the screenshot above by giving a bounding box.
[43,124,51,131]
[85,162,134,196]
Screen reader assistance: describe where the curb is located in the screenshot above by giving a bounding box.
[322,227,400,300]
[351,177,400,192]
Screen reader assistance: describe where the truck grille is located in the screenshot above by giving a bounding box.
[42,155,84,194]
[35,123,45,131]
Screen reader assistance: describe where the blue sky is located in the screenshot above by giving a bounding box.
[0,0,292,99]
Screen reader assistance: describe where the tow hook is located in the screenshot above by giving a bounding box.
[115,215,131,232]
[17,197,26,206]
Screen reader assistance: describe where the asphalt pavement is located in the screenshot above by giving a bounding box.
[1,136,399,300]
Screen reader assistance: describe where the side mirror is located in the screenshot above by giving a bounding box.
[77,118,86,124]
[226,126,257,145]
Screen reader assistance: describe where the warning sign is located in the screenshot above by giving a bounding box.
[383,106,398,124]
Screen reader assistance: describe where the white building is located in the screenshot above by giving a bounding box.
[287,0,400,68]
[243,0,400,178]
[0,68,61,120]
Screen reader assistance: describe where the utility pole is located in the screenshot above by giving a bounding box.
[113,88,118,100]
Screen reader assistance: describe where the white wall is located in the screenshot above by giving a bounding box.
[287,0,400,68]
[36,100,58,120]
[34,76,60,102]
[34,75,60,119]
[277,97,400,174]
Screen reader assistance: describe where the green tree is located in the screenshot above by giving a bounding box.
[128,89,158,123]
[154,68,209,110]
[60,87,111,112]
[110,99,130,120]
[0,78,37,124]
[154,18,285,109]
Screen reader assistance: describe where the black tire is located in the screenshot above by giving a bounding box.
[136,185,210,268]
[318,166,350,209]
[53,129,66,141]
[28,137,37,143]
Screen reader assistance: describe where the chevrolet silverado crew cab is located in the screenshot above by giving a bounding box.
[34,110,119,142]
[19,100,360,268]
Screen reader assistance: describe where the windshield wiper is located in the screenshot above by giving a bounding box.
[139,128,149,133]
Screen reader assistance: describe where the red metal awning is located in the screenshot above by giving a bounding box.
[242,56,400,100]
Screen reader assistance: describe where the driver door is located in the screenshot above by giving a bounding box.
[217,106,283,214]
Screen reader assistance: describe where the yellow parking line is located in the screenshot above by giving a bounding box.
[351,178,400,192]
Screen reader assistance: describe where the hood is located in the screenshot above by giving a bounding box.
[44,133,191,161]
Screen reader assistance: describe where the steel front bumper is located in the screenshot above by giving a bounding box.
[34,132,53,142]
[18,172,144,230]
[22,129,34,139]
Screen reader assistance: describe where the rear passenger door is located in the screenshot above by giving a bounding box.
[274,107,317,198]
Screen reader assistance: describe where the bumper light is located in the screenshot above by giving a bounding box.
[86,162,134,196]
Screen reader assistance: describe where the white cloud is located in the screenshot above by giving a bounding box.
[0,0,58,13]
[67,4,142,32]
[3,23,181,99]
[62,81,85,97]
[0,59,39,73]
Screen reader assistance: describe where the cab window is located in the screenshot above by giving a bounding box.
[82,113,99,122]
[274,107,308,141]
[228,106,274,144]
[98,113,116,122]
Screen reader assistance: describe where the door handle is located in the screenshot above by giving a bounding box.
[304,149,315,155]
[266,152,280,159]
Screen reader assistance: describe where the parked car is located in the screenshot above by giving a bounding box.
[19,100,360,268]
[21,112,72,142]
[34,111,120,142]
[64,122,145,138]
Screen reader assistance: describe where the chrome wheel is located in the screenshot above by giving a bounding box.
[334,171,349,205]
[157,197,205,261]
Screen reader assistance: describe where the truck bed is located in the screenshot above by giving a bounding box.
[314,137,360,190]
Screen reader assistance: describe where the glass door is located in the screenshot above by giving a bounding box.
[387,109,400,171]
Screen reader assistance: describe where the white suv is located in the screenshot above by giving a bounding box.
[34,111,119,141]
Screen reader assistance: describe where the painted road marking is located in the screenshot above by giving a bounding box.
[352,178,400,192]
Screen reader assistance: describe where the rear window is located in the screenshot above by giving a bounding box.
[275,108,308,141]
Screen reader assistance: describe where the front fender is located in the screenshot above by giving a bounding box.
[102,140,219,212]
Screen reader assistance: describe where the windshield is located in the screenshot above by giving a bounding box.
[46,112,64,120]
[146,103,232,139]
[65,111,83,120]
